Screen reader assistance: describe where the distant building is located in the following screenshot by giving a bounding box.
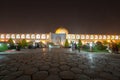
[0,27,120,45]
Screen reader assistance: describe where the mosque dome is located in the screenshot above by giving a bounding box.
[55,27,69,34]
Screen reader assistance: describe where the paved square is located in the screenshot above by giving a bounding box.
[0,48,120,80]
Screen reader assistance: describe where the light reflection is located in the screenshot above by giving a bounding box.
[88,54,94,63]
[42,48,47,52]
[42,48,47,55]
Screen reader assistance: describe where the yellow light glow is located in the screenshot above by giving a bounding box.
[68,40,71,43]
[55,27,68,34]
[41,41,46,44]
[90,35,94,39]
[13,40,16,43]
[26,40,30,42]
[94,40,98,43]
[82,41,85,44]
[107,40,110,43]
[1,40,5,41]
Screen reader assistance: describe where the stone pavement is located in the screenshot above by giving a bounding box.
[0,48,120,80]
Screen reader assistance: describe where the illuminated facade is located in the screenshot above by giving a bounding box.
[0,27,120,45]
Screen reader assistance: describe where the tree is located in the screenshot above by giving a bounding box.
[64,39,69,48]
[117,41,120,48]
[77,39,82,52]
[0,42,8,52]
[77,39,82,47]
[7,38,15,49]
[94,41,107,51]
[21,39,28,48]
[8,38,14,45]
[103,40,109,46]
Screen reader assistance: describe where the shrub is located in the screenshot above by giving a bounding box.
[7,38,15,49]
[77,39,82,48]
[0,43,8,52]
[117,42,120,48]
[64,39,69,48]
[82,44,90,51]
[93,41,107,51]
[21,39,28,48]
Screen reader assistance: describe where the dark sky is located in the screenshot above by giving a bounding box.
[0,0,120,34]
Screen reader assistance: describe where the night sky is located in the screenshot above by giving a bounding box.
[1,0,120,34]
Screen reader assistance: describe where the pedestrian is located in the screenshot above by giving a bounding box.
[74,43,77,50]
[77,45,81,52]
[71,42,75,51]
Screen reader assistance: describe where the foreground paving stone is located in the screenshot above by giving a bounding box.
[71,67,82,74]
[60,65,70,71]
[112,70,120,77]
[24,67,38,75]
[84,69,99,78]
[1,71,23,80]
[91,78,105,80]
[1,48,120,80]
[68,63,78,67]
[10,71,23,77]
[100,72,119,80]
[32,71,48,80]
[45,75,61,80]
[75,74,90,80]
[0,76,4,79]
[59,71,75,79]
[15,75,31,80]
[0,70,10,76]
[59,62,67,65]
[8,67,18,72]
[2,75,16,80]
[78,64,88,70]
[49,68,60,75]
[50,63,59,67]
[19,65,38,75]
[39,65,50,71]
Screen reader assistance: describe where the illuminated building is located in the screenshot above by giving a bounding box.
[0,27,120,45]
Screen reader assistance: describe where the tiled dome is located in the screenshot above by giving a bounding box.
[55,27,68,34]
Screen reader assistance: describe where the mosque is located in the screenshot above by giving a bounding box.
[0,27,120,45]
